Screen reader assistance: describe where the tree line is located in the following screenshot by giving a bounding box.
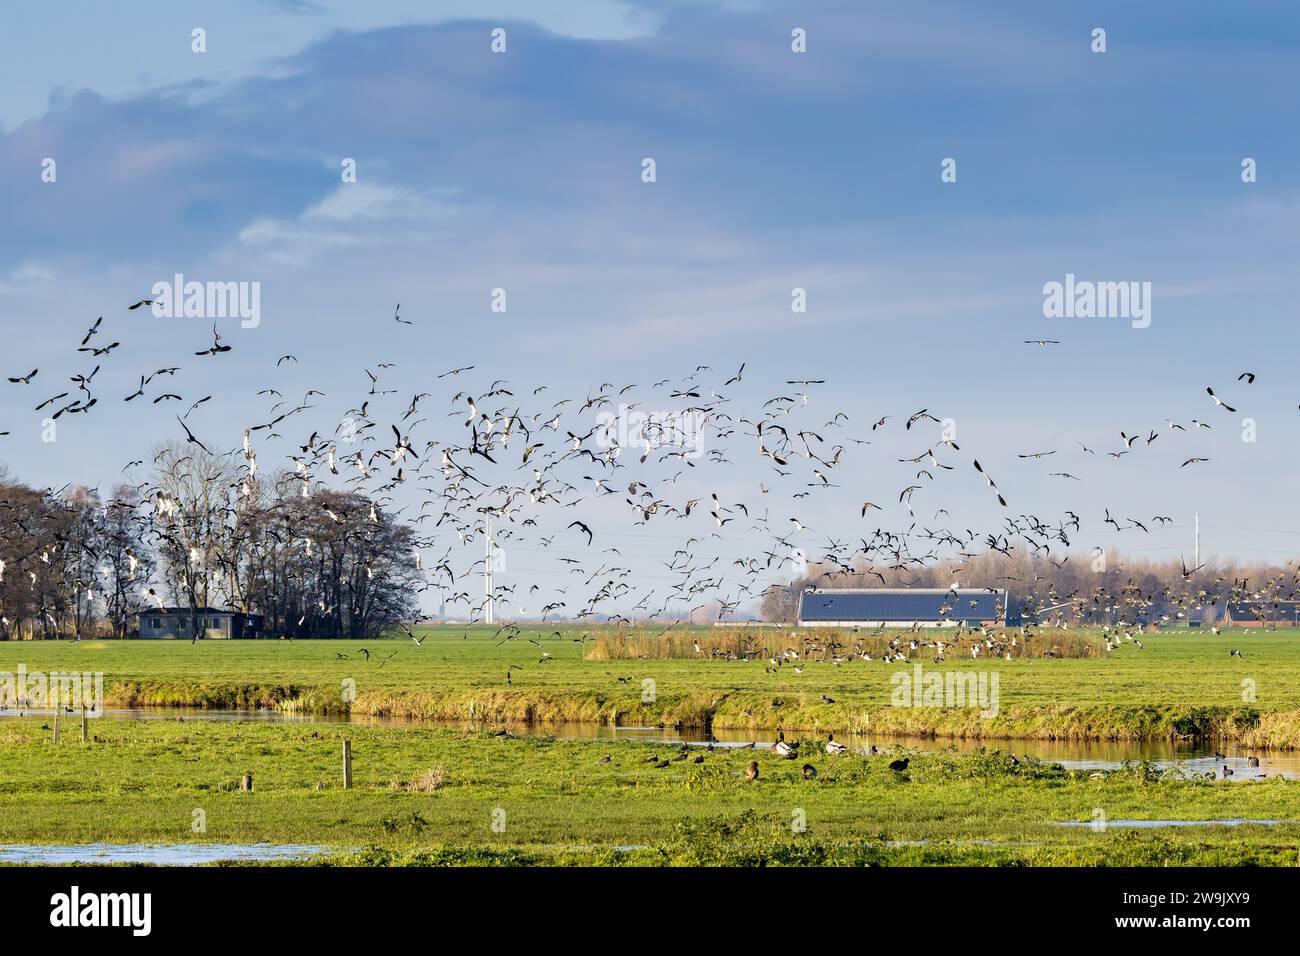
[0,445,420,640]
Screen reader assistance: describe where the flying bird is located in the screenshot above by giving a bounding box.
[194,324,232,357]
[1205,387,1235,413]
[176,416,210,454]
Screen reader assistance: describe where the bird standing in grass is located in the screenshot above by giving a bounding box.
[771,731,796,758]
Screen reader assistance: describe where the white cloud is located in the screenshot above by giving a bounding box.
[235,182,457,265]
[302,182,454,222]
[0,262,55,295]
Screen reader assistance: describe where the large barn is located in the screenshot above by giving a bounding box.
[1225,600,1300,628]
[796,588,1009,628]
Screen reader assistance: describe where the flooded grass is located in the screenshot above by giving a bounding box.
[0,842,336,866]
[1057,819,1287,828]
[1,718,1300,865]
[4,630,1300,865]
[8,706,1294,779]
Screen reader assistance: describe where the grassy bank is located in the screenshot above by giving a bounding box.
[2,719,1300,866]
[2,628,1298,745]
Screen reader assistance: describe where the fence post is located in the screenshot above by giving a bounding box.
[81,706,88,743]
[342,739,352,789]
[52,705,60,744]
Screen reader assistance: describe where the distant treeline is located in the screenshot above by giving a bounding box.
[0,445,420,640]
[761,549,1300,626]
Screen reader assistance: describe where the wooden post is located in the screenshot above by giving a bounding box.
[81,706,88,744]
[240,772,253,792]
[342,740,352,789]
[52,705,60,744]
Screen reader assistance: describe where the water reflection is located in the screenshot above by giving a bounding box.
[0,842,334,865]
[1057,819,1285,828]
[3,706,1295,780]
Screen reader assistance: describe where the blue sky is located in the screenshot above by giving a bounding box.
[2,1,1300,614]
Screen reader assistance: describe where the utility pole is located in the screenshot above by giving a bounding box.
[484,515,494,625]
[1194,512,1200,569]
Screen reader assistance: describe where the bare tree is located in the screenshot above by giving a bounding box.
[151,442,240,639]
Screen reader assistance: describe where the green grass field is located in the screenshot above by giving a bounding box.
[1,719,1299,866]
[2,628,1300,865]
[1,626,1296,741]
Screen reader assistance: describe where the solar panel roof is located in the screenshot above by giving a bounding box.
[797,589,1004,622]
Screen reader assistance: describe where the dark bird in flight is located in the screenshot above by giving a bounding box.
[80,316,103,346]
[183,396,212,419]
[176,416,210,454]
[195,324,232,356]
[78,341,120,357]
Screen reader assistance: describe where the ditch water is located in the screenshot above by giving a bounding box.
[1057,819,1285,828]
[0,842,334,865]
[3,705,1294,781]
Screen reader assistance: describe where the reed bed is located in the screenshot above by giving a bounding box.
[586,626,1112,661]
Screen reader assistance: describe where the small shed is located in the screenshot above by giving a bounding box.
[137,607,264,640]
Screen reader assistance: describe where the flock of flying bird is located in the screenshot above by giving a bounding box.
[2,305,1299,661]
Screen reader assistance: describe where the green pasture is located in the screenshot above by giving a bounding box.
[0,627,1297,742]
[1,719,1299,866]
